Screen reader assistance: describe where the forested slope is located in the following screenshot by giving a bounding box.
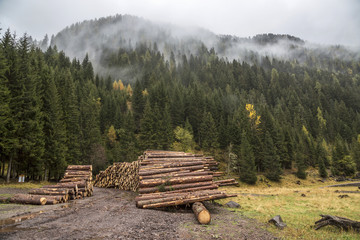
[1,15,360,182]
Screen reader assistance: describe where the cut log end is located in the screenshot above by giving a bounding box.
[192,202,211,225]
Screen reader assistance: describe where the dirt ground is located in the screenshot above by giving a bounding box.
[0,187,275,240]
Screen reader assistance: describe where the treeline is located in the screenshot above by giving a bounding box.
[1,28,360,183]
[0,29,104,181]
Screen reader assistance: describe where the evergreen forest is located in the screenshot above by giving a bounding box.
[1,15,360,183]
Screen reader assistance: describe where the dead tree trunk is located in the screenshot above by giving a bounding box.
[6,156,12,183]
[315,215,360,231]
[192,202,211,224]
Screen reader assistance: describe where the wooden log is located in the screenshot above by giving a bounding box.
[29,188,69,196]
[139,170,212,180]
[42,182,80,191]
[137,190,223,207]
[136,185,219,201]
[139,161,205,170]
[10,194,47,205]
[139,181,215,194]
[139,175,213,188]
[315,215,360,231]
[192,202,211,224]
[67,165,92,171]
[60,177,89,183]
[141,192,229,208]
[218,182,239,187]
[139,165,205,176]
[214,179,236,184]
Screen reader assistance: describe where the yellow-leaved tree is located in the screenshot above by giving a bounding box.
[245,103,261,129]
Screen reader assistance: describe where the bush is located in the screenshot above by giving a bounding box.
[331,155,356,176]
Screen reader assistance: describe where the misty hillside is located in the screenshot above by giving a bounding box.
[47,14,359,80]
[1,13,360,185]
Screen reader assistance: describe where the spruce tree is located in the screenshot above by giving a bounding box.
[140,100,155,149]
[61,69,81,164]
[263,131,282,181]
[17,34,45,179]
[239,131,257,184]
[199,111,219,151]
[41,66,67,179]
[132,79,144,131]
[317,139,328,178]
[159,104,174,149]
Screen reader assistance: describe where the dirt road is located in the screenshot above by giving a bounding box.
[0,187,275,240]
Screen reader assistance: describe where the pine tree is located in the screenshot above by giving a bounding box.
[0,44,15,165]
[41,66,67,179]
[263,131,282,181]
[239,131,257,184]
[316,139,328,178]
[17,35,45,179]
[295,141,307,179]
[61,69,81,164]
[159,104,174,149]
[140,100,155,149]
[79,81,102,164]
[132,79,144,131]
[199,111,219,151]
[351,135,360,171]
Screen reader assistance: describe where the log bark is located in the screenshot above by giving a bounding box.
[138,181,215,194]
[139,170,211,180]
[192,202,211,224]
[136,185,219,201]
[139,175,213,188]
[315,215,360,231]
[67,165,92,171]
[10,194,47,205]
[137,190,223,208]
[140,161,205,170]
[139,165,205,176]
[29,188,69,196]
[141,192,229,209]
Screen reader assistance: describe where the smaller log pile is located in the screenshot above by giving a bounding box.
[93,161,139,191]
[136,150,236,209]
[10,165,93,205]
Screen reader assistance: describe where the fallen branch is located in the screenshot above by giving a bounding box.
[315,215,360,231]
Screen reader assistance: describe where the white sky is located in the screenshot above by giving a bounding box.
[0,0,359,46]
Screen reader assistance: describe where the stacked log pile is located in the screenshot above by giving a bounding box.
[136,150,236,209]
[10,165,93,205]
[93,161,139,191]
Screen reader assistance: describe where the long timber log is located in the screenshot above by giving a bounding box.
[139,175,213,188]
[138,181,216,194]
[139,165,205,176]
[10,194,47,205]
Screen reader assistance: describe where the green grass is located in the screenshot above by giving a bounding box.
[0,181,51,189]
[217,170,360,240]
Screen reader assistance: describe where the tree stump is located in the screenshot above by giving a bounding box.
[192,202,211,224]
[315,215,360,231]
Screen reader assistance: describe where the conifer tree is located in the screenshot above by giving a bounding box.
[41,66,66,179]
[239,131,257,184]
[61,69,81,164]
[199,111,219,151]
[140,100,155,149]
[132,79,144,131]
[263,131,282,181]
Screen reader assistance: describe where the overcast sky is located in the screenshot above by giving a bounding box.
[0,0,359,47]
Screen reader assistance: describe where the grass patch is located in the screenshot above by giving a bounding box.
[0,181,51,189]
[217,172,360,240]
